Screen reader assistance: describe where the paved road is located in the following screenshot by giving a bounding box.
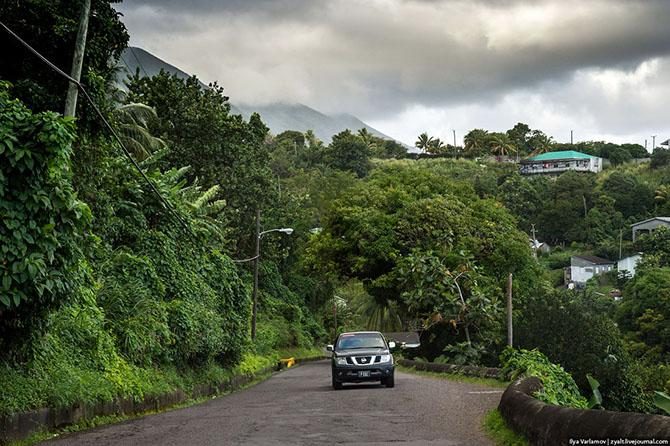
[44,361,502,445]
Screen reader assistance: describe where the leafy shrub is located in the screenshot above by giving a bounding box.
[500,348,588,408]
[517,290,651,412]
[0,84,91,353]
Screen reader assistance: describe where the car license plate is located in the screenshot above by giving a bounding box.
[358,370,371,377]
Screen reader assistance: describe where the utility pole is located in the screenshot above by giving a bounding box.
[507,273,513,348]
[619,228,623,260]
[652,135,657,151]
[251,209,261,340]
[645,139,648,151]
[333,297,338,340]
[570,130,573,145]
[452,129,456,148]
[64,0,91,117]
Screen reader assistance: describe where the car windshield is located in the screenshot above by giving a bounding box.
[336,333,386,350]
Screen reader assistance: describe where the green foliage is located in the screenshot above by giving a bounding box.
[0,84,91,352]
[124,71,274,254]
[517,290,651,412]
[483,409,528,446]
[586,374,603,409]
[651,148,670,169]
[618,267,670,362]
[500,348,588,408]
[654,391,670,415]
[307,159,536,359]
[0,0,129,130]
[324,130,371,177]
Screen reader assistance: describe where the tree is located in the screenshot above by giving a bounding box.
[518,290,651,412]
[618,267,670,363]
[506,122,531,155]
[528,130,553,155]
[463,129,489,157]
[601,171,653,219]
[415,132,434,153]
[112,103,165,161]
[0,0,129,127]
[324,130,371,177]
[651,148,670,169]
[124,71,274,253]
[487,133,516,157]
[426,137,447,155]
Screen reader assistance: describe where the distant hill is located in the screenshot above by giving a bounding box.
[117,47,401,144]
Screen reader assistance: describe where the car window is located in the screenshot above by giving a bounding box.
[336,333,386,350]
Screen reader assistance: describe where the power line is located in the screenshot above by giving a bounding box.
[0,20,191,233]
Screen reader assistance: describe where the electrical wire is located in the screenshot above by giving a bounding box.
[0,20,192,233]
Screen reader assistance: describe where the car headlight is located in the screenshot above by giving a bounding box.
[335,357,347,366]
[379,354,392,363]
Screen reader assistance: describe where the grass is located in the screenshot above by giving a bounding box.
[397,364,509,388]
[483,409,528,446]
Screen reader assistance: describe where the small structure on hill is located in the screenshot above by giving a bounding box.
[520,150,602,175]
[631,217,670,242]
[617,253,642,278]
[566,255,615,286]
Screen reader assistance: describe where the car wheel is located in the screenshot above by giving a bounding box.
[384,372,395,388]
[332,375,343,390]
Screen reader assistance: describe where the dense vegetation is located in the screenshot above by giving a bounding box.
[2,0,670,421]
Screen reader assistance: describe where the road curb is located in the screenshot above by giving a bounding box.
[498,377,670,445]
[398,359,502,379]
[0,355,327,444]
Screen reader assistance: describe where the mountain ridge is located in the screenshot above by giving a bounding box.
[117,47,399,144]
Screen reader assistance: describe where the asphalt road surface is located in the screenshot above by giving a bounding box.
[43,360,502,445]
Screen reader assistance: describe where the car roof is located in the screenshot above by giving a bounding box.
[338,331,383,336]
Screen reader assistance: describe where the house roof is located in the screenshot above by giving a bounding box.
[573,255,615,265]
[631,217,670,228]
[524,150,595,162]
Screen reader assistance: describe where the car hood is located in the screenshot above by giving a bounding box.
[334,348,390,357]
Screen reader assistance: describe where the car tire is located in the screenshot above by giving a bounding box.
[332,375,343,390]
[384,372,395,388]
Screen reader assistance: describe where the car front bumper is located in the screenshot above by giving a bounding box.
[332,364,394,383]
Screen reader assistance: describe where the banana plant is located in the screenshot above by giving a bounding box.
[586,374,603,409]
[654,391,670,415]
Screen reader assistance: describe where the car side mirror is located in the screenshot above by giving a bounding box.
[326,344,333,352]
[388,341,396,349]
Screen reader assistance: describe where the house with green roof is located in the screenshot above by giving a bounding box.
[520,150,602,175]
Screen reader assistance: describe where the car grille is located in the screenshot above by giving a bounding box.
[348,355,382,365]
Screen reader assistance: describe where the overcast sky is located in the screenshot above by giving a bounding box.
[116,0,670,147]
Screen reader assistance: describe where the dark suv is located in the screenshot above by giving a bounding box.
[327,331,395,390]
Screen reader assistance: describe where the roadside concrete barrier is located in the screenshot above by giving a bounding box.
[0,355,326,444]
[498,377,670,445]
[398,359,502,379]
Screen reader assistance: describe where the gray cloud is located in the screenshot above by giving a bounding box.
[116,0,670,142]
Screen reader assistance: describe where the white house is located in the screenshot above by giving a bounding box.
[568,255,615,285]
[617,254,642,278]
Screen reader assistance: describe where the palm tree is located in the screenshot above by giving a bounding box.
[463,129,489,157]
[426,138,446,155]
[488,133,517,157]
[113,103,165,161]
[415,132,434,153]
[528,130,553,155]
